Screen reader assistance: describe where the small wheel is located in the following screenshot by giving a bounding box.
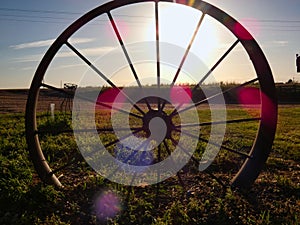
[26,0,277,189]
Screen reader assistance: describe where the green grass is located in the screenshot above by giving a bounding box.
[0,106,299,224]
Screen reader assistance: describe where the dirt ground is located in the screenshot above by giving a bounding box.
[0,89,72,114]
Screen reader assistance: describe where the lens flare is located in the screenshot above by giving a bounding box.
[175,0,184,4]
[170,85,192,105]
[233,22,253,40]
[105,18,129,41]
[238,86,276,128]
[115,142,154,168]
[94,190,122,221]
[238,87,261,106]
[237,86,261,122]
[96,88,125,111]
[240,18,261,39]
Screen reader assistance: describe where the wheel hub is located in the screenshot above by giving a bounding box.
[142,108,175,139]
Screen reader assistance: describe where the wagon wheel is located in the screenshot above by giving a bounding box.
[26,0,277,190]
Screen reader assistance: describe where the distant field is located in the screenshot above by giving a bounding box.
[1,84,300,113]
[0,89,66,113]
[0,89,28,113]
[0,89,299,224]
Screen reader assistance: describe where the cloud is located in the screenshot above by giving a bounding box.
[70,38,96,45]
[52,63,86,70]
[272,40,289,47]
[13,46,115,63]
[56,46,115,58]
[13,54,44,63]
[10,40,55,50]
[10,38,95,50]
[259,40,289,49]
[20,66,35,71]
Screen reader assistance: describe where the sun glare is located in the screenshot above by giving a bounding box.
[146,2,219,65]
[159,3,203,47]
[69,2,222,88]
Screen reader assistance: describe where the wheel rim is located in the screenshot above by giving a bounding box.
[25,0,277,189]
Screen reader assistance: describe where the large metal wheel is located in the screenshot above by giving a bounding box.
[26,0,277,189]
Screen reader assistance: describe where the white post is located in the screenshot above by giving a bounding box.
[50,103,55,120]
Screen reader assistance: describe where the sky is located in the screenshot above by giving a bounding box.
[0,0,300,89]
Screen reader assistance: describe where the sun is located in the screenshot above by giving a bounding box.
[145,2,219,61]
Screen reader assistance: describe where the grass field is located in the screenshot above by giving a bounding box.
[0,105,299,225]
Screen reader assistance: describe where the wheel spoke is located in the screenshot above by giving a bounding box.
[107,12,142,88]
[155,144,161,206]
[163,140,186,189]
[177,117,261,128]
[205,170,227,189]
[171,77,259,117]
[170,137,199,164]
[103,129,142,149]
[36,127,143,135]
[40,83,143,119]
[65,42,146,115]
[157,142,162,162]
[66,41,116,88]
[155,182,160,207]
[106,139,150,181]
[161,13,206,111]
[162,140,171,156]
[86,128,143,158]
[192,39,240,91]
[170,133,229,189]
[155,1,161,110]
[178,129,253,159]
[171,13,206,86]
[168,39,240,116]
[167,138,225,189]
[107,12,152,111]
